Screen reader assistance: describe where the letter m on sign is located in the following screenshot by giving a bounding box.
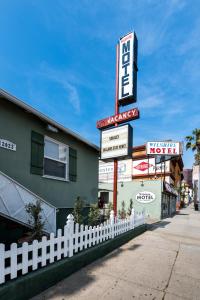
[122,41,130,54]
[150,148,155,154]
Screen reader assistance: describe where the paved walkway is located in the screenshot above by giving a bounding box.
[32,205,200,300]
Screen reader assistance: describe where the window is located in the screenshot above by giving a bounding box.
[44,137,69,180]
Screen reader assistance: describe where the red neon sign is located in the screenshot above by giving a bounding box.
[97,108,139,129]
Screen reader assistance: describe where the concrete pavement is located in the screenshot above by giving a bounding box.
[32,205,200,300]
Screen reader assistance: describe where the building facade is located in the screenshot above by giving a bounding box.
[0,89,99,242]
[99,144,183,220]
[193,165,200,210]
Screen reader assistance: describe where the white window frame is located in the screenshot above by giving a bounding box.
[43,136,69,182]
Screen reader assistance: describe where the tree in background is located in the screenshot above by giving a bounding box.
[25,200,45,240]
[185,128,200,165]
[73,196,84,224]
[88,204,100,226]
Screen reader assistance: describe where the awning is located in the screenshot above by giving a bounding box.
[164,181,178,196]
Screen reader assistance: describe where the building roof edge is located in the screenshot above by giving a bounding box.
[0,88,99,152]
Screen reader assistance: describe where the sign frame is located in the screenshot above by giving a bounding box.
[0,139,16,151]
[118,31,138,106]
[96,108,139,129]
[146,141,182,156]
[100,124,133,161]
[135,191,156,204]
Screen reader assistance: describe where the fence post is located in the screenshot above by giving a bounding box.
[67,214,74,257]
[110,210,115,239]
[130,208,135,229]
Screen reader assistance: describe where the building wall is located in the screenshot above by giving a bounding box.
[132,145,183,186]
[193,165,200,206]
[0,98,98,211]
[99,179,162,220]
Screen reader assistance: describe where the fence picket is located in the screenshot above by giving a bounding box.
[49,233,55,263]
[88,226,92,247]
[32,240,39,270]
[0,244,5,284]
[96,225,100,244]
[74,223,79,253]
[67,214,74,257]
[10,243,18,279]
[57,229,62,260]
[22,242,29,274]
[41,236,47,267]
[63,225,68,257]
[79,225,84,251]
[99,224,103,243]
[92,227,96,246]
[84,225,88,249]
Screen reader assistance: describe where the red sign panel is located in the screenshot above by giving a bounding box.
[134,162,153,172]
[97,108,139,129]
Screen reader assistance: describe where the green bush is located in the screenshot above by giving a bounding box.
[25,200,45,240]
[73,196,84,224]
[88,204,100,226]
[127,199,133,216]
[119,200,126,219]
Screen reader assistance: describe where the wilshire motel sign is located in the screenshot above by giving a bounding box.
[97,32,139,215]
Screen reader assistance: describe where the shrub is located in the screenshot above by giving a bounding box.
[88,204,100,226]
[25,200,45,240]
[119,200,126,219]
[127,198,133,216]
[73,196,84,224]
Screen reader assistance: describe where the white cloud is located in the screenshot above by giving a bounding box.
[139,95,163,109]
[38,63,81,114]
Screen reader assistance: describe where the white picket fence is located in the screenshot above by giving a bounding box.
[0,209,145,285]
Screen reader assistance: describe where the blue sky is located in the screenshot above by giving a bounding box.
[0,0,199,168]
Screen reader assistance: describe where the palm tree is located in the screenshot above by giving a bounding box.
[185,128,200,165]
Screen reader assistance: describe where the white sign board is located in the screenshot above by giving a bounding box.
[136,191,156,204]
[146,141,181,156]
[101,125,132,160]
[118,32,137,105]
[133,158,170,176]
[99,159,132,183]
[0,139,16,151]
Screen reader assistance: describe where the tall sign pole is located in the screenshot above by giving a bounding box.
[97,32,139,218]
[113,44,119,216]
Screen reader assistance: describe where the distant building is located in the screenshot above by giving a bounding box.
[132,145,183,187]
[193,165,200,210]
[99,144,184,220]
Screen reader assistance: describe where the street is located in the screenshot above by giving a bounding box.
[32,204,200,300]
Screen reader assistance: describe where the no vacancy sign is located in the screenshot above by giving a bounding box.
[101,124,133,160]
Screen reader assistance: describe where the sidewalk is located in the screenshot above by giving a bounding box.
[32,205,200,300]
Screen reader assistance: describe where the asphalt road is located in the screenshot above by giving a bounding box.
[32,204,200,300]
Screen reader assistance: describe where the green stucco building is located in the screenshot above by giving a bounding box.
[0,89,99,241]
[100,179,177,221]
